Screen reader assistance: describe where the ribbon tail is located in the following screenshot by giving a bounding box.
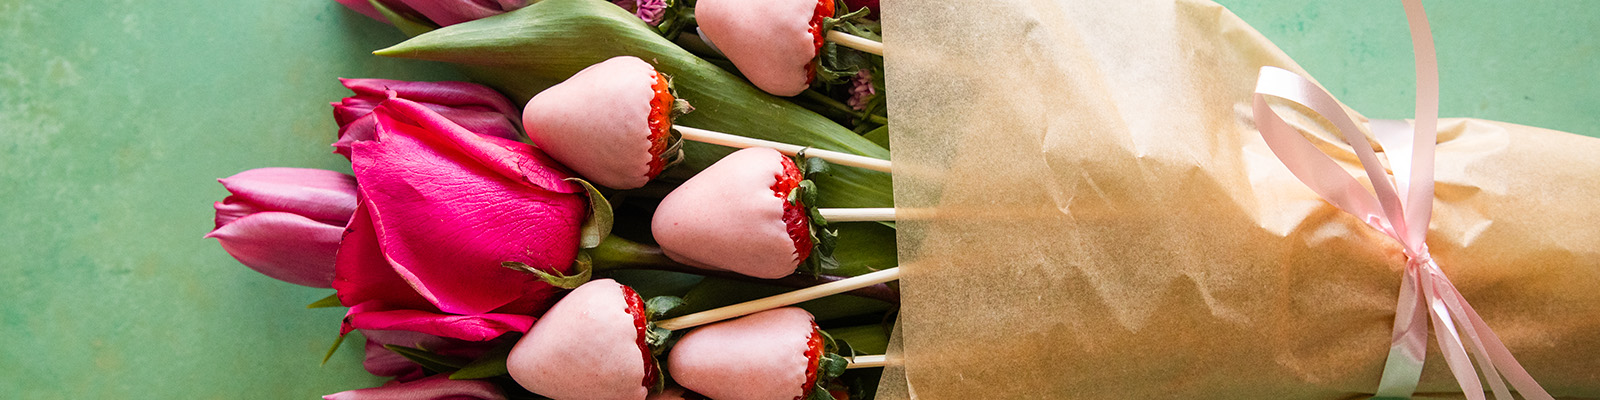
[1422,270,1486,400]
[1430,266,1513,400]
[1450,282,1556,400]
[1374,264,1428,399]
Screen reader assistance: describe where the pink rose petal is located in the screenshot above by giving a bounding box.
[349,98,583,315]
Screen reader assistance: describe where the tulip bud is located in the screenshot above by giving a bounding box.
[206,168,358,288]
[334,0,529,27]
[332,78,522,159]
[322,375,507,400]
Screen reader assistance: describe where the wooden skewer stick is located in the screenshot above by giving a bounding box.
[674,125,893,173]
[818,208,896,222]
[826,31,883,56]
[654,268,903,331]
[846,354,888,369]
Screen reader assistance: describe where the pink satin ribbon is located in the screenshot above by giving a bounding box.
[1250,1,1551,399]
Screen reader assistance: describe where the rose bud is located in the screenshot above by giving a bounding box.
[651,148,813,279]
[323,375,507,400]
[507,279,657,400]
[334,96,587,341]
[667,307,833,400]
[332,78,523,159]
[334,0,529,27]
[695,0,835,96]
[207,167,357,288]
[522,56,688,190]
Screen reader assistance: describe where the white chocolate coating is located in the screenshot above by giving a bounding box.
[696,0,818,96]
[507,279,649,400]
[652,148,800,279]
[667,307,815,400]
[524,56,658,189]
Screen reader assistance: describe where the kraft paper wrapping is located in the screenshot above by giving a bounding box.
[877,0,1600,399]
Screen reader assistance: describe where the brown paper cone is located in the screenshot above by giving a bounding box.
[879,0,1600,398]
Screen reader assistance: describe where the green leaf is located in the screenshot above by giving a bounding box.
[862,125,889,149]
[306,293,342,309]
[804,156,833,177]
[644,296,687,319]
[450,339,517,380]
[368,0,437,38]
[320,332,348,366]
[384,344,467,373]
[567,178,613,249]
[502,251,593,289]
[798,180,820,209]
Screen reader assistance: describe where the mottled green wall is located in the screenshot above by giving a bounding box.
[0,0,1593,398]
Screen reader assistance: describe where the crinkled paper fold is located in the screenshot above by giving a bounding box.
[878,0,1600,398]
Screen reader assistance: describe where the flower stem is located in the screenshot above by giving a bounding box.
[588,236,900,304]
[799,90,888,126]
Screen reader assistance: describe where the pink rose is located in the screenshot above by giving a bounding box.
[333,96,588,341]
[333,0,529,27]
[207,168,358,288]
[332,78,522,159]
[323,374,506,400]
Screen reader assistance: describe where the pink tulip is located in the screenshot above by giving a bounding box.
[332,78,522,159]
[207,168,358,288]
[323,375,507,400]
[334,0,529,27]
[333,96,588,341]
[361,329,504,382]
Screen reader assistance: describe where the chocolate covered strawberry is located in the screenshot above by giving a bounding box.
[523,56,689,190]
[651,147,818,279]
[695,0,835,96]
[667,307,848,400]
[506,279,658,400]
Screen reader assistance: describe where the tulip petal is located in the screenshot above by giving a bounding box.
[346,304,535,341]
[207,212,341,287]
[340,78,519,120]
[323,375,507,400]
[349,99,583,315]
[218,168,359,226]
[361,329,498,381]
[212,200,261,229]
[398,0,515,27]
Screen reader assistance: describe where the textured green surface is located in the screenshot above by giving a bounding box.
[0,0,1594,398]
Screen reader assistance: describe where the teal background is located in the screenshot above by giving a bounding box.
[0,1,1594,398]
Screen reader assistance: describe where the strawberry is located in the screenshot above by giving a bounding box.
[667,307,824,400]
[506,279,655,400]
[802,0,836,82]
[524,56,687,190]
[696,0,838,96]
[652,148,814,279]
[800,324,826,397]
[775,156,817,265]
[622,286,660,389]
[645,71,678,179]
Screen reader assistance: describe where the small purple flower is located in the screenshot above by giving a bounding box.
[612,0,667,25]
[847,69,876,111]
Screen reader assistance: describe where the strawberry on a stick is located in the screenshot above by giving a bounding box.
[506,279,661,400]
[667,307,866,400]
[524,56,689,190]
[695,0,882,97]
[521,57,890,192]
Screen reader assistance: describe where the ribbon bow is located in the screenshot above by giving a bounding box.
[1251,2,1551,399]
